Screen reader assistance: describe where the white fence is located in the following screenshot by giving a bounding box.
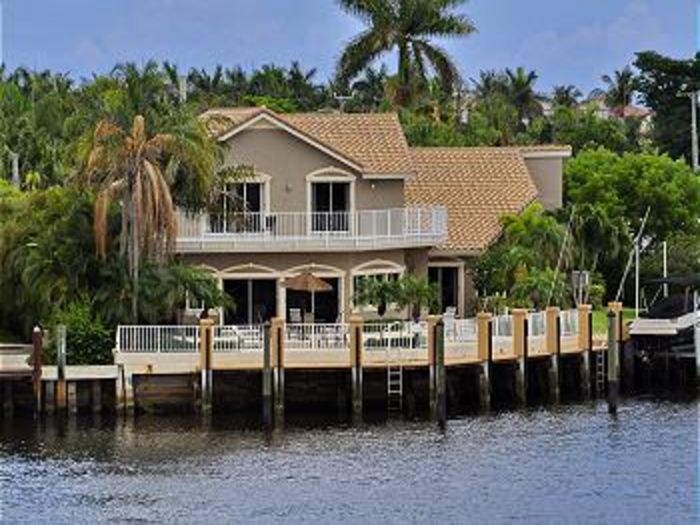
[116,326,199,353]
[213,325,264,352]
[363,321,428,351]
[284,323,349,351]
[116,310,580,357]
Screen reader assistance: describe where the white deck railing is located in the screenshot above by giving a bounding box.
[528,312,546,337]
[362,321,427,351]
[213,325,264,352]
[176,207,447,252]
[445,318,477,343]
[284,323,349,351]
[116,326,199,353]
[559,310,579,337]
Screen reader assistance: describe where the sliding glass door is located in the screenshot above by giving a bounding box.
[311,182,350,232]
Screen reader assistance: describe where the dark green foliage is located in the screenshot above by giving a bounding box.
[0,182,229,345]
[476,203,571,310]
[45,300,114,366]
[634,51,700,164]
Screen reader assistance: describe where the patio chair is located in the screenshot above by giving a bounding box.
[289,308,302,324]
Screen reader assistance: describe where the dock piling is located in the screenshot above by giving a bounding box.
[262,322,273,428]
[271,318,285,422]
[578,305,592,400]
[349,316,364,421]
[56,325,67,413]
[199,317,215,414]
[32,326,43,414]
[427,316,438,419]
[477,313,492,412]
[435,319,446,428]
[607,309,619,414]
[513,310,528,406]
[546,308,561,403]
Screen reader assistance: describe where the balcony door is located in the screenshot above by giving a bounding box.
[311,182,350,233]
[224,182,263,233]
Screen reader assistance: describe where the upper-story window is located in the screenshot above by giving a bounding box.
[211,176,270,234]
[311,181,350,232]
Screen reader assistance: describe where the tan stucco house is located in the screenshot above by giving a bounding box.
[177,107,570,323]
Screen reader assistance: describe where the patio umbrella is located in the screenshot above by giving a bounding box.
[282,272,332,321]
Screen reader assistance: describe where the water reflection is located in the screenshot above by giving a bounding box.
[1,400,698,524]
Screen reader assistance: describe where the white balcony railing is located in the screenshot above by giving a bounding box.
[176,207,447,252]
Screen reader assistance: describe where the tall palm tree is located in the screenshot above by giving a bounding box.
[336,0,475,106]
[350,65,389,111]
[593,66,638,114]
[505,67,542,123]
[552,84,582,107]
[470,69,509,99]
[83,114,216,321]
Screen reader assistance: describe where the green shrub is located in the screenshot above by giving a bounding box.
[45,300,114,365]
[587,283,606,308]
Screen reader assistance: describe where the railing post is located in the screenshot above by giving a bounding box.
[32,326,43,415]
[512,309,528,406]
[349,315,364,422]
[546,307,561,403]
[56,324,67,413]
[199,317,215,414]
[271,317,285,422]
[477,312,492,411]
[578,304,592,399]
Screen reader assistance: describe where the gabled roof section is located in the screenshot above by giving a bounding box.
[285,112,413,177]
[406,148,538,255]
[201,108,413,177]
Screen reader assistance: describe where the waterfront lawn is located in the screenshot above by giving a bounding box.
[592,307,635,336]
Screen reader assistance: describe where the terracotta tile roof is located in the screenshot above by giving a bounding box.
[202,108,413,176]
[406,148,538,254]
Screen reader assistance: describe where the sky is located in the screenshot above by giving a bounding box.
[0,0,696,94]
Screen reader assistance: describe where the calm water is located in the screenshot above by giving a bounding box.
[1,400,698,524]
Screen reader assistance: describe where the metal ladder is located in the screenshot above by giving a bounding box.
[595,350,606,396]
[386,330,403,412]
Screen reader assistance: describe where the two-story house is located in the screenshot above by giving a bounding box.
[177,107,570,323]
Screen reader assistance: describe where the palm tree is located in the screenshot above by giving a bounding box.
[350,65,389,111]
[471,69,509,99]
[336,0,475,106]
[505,67,542,123]
[593,66,638,114]
[552,84,582,107]
[83,114,216,321]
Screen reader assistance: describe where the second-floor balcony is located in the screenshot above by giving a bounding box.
[176,207,447,253]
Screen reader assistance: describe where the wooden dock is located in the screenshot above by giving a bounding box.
[2,305,632,422]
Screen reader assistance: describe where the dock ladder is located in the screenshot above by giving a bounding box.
[386,326,403,413]
[595,349,606,396]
